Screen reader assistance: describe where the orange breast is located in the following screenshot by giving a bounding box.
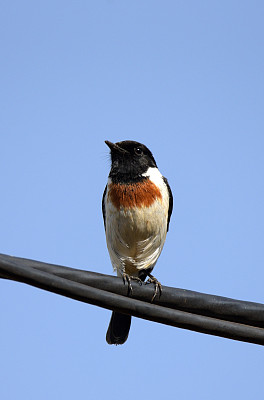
[108,180,162,209]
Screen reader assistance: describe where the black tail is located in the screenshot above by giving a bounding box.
[106,311,132,345]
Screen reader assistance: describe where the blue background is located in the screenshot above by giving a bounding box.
[1,1,263,399]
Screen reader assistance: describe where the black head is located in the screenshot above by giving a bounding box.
[105,140,157,183]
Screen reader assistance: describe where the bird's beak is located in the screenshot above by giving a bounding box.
[105,141,128,154]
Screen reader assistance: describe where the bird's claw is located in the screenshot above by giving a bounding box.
[145,274,162,302]
[121,273,142,295]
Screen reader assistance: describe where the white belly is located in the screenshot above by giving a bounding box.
[105,200,168,276]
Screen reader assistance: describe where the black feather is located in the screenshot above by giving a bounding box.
[106,312,132,345]
[162,176,173,231]
[102,185,107,230]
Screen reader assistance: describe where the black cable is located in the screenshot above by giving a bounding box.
[1,253,263,328]
[0,253,264,345]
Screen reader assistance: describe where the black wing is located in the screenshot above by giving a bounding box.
[102,185,107,231]
[162,176,173,232]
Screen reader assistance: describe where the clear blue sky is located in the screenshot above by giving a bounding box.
[1,1,264,399]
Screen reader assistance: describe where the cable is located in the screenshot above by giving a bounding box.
[1,253,263,328]
[0,253,264,345]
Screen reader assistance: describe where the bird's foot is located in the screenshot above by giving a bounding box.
[130,276,143,285]
[145,273,162,302]
[121,273,142,295]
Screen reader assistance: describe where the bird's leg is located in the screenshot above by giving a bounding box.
[145,273,162,302]
[120,267,143,296]
[121,271,133,295]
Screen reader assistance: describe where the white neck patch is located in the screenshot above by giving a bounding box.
[142,167,164,187]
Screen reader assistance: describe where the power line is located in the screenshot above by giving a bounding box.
[1,253,264,345]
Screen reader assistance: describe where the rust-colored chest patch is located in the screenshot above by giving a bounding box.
[108,180,162,209]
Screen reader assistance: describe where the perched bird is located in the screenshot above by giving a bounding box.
[102,140,173,345]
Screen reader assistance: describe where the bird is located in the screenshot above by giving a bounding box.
[102,140,173,345]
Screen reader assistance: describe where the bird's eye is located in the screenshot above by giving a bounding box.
[134,147,143,156]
